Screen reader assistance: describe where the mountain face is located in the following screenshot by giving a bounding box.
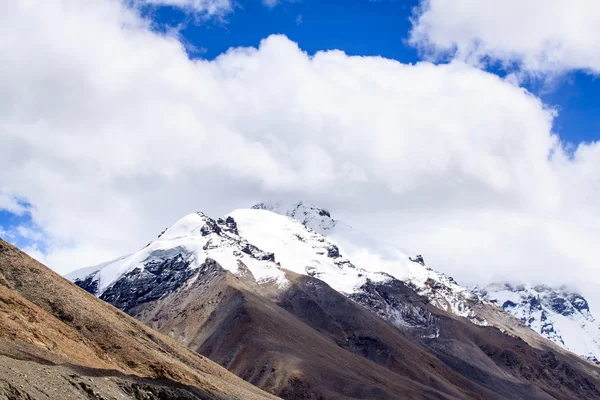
[476,282,600,365]
[250,201,488,326]
[0,238,278,400]
[68,203,600,399]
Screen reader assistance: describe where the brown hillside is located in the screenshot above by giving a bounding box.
[0,238,279,400]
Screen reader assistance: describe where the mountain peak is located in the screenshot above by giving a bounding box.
[72,210,287,297]
[252,201,337,234]
[475,281,600,364]
[159,211,218,239]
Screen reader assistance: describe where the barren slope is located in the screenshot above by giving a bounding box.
[117,255,600,399]
[0,238,278,400]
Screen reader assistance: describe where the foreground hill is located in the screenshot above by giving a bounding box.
[0,238,278,400]
[71,207,600,399]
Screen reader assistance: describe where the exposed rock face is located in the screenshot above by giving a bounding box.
[73,270,100,295]
[99,250,196,313]
[409,254,425,266]
[350,277,441,338]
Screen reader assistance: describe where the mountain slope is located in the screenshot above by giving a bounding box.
[69,207,600,399]
[251,201,488,325]
[0,238,278,400]
[476,282,600,365]
[130,261,488,399]
[252,201,600,365]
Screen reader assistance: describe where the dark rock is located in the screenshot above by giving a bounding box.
[409,255,425,266]
[528,296,542,311]
[349,278,440,337]
[239,243,275,262]
[100,249,195,313]
[222,216,239,235]
[318,209,331,218]
[326,245,340,258]
[569,294,590,313]
[260,252,275,262]
[550,296,574,316]
[502,300,517,309]
[200,218,221,236]
[74,273,100,296]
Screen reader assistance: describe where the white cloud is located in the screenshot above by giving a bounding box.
[2,1,600,310]
[262,0,279,8]
[15,225,45,242]
[262,0,300,9]
[410,0,600,76]
[136,0,233,16]
[0,187,27,215]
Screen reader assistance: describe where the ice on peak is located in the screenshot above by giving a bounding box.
[230,208,373,294]
[252,201,337,234]
[159,211,217,240]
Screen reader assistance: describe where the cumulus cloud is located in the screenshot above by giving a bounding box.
[1,1,600,308]
[410,0,600,76]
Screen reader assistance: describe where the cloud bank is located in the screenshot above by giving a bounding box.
[410,0,600,76]
[1,0,600,308]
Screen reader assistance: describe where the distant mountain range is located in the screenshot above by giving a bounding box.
[65,201,600,399]
[476,282,600,365]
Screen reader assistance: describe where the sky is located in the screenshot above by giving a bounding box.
[2,0,600,308]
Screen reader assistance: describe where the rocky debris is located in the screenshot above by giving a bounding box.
[0,355,233,400]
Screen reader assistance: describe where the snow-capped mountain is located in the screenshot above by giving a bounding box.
[252,201,487,325]
[65,202,600,398]
[68,201,600,366]
[476,282,600,365]
[69,202,487,332]
[67,212,288,304]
